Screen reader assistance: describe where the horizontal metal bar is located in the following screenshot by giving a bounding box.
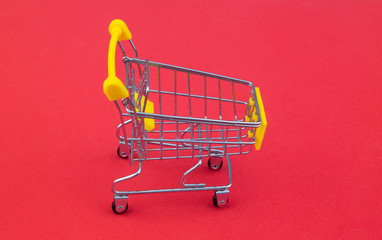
[122,137,254,145]
[115,185,228,195]
[124,148,251,160]
[149,89,248,105]
[151,121,248,127]
[144,143,249,151]
[123,111,260,128]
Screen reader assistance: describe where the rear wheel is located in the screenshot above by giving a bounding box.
[208,158,223,170]
[117,146,129,159]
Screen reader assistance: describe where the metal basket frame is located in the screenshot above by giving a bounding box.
[109,39,263,213]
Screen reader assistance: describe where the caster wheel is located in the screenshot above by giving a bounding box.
[117,146,129,159]
[212,193,229,208]
[208,158,223,170]
[112,201,128,214]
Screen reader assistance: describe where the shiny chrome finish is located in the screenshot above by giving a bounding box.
[181,157,206,188]
[107,38,263,213]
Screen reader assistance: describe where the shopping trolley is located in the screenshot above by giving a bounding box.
[103,19,267,214]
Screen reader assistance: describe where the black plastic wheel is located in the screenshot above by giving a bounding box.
[212,194,229,208]
[212,194,218,207]
[117,146,129,159]
[112,201,128,214]
[208,158,223,170]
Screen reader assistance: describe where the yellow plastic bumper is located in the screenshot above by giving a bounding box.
[134,93,155,131]
[246,87,267,150]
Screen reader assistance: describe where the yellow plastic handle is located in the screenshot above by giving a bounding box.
[246,87,267,150]
[103,19,132,101]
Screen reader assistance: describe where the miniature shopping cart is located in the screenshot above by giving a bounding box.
[103,19,267,214]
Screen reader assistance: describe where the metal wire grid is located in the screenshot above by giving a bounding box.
[116,58,262,161]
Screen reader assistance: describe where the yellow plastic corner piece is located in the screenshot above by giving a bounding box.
[248,129,253,139]
[245,98,256,138]
[109,19,132,41]
[134,93,155,131]
[254,87,267,150]
[103,76,129,101]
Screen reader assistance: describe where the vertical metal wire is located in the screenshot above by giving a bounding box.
[218,79,222,121]
[131,68,136,107]
[208,124,213,156]
[125,60,130,90]
[197,124,203,159]
[191,124,194,159]
[141,60,149,112]
[232,82,242,154]
[141,114,145,160]
[158,67,163,160]
[232,82,238,121]
[204,76,209,156]
[188,73,192,118]
[130,64,136,160]
[144,62,149,161]
[118,41,126,56]
[204,76,207,119]
[218,79,225,153]
[188,73,194,158]
[174,70,179,159]
[224,126,229,155]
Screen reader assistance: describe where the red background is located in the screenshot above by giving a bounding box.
[1,0,381,239]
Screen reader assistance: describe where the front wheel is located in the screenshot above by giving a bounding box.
[112,201,128,214]
[212,193,229,208]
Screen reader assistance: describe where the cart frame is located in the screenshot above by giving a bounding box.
[103,19,267,213]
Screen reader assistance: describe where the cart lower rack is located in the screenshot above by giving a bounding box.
[103,19,267,214]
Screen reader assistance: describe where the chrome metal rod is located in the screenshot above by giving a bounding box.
[113,160,143,194]
[181,156,205,188]
[122,112,260,128]
[149,89,247,105]
[116,156,232,195]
